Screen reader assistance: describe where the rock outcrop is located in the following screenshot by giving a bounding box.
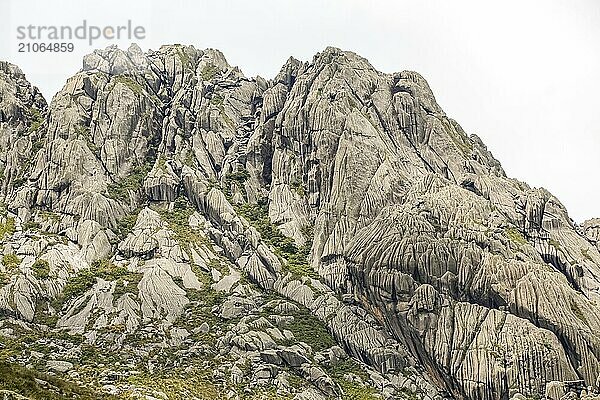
[0,45,598,400]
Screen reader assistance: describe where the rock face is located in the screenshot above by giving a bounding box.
[0,45,599,400]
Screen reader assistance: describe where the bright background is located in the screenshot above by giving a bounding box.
[1,0,599,223]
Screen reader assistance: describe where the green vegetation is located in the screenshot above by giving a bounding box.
[442,119,473,156]
[74,124,90,137]
[31,259,50,279]
[397,388,420,400]
[176,275,228,344]
[157,154,167,172]
[33,301,59,327]
[155,197,212,258]
[240,386,292,400]
[2,253,20,268]
[326,359,379,400]
[505,227,527,246]
[56,270,95,306]
[176,47,193,69]
[548,238,562,250]
[90,259,139,284]
[75,124,100,157]
[200,63,219,81]
[570,299,588,325]
[348,96,358,109]
[40,210,60,222]
[223,168,249,199]
[581,248,593,261]
[236,199,316,279]
[338,381,379,400]
[209,92,234,128]
[290,179,305,196]
[106,164,151,203]
[55,259,140,309]
[115,208,141,241]
[0,360,108,399]
[210,94,224,106]
[285,304,335,351]
[113,75,143,95]
[31,138,44,154]
[22,220,41,231]
[27,107,44,133]
[0,217,16,238]
[126,371,220,399]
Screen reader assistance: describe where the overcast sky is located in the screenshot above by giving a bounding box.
[1,0,599,222]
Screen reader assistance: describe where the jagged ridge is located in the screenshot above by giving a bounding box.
[0,44,599,400]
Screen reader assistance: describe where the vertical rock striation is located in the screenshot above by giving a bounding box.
[0,45,598,400]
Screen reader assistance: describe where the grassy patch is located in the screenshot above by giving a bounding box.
[223,168,249,199]
[581,248,593,261]
[114,208,141,241]
[290,179,305,196]
[286,304,335,352]
[27,107,44,133]
[326,359,379,400]
[106,164,151,203]
[113,75,143,95]
[210,94,224,106]
[236,199,316,279]
[176,47,193,69]
[570,299,588,325]
[397,388,420,400]
[23,220,41,231]
[0,360,107,399]
[155,196,212,258]
[548,239,562,250]
[443,119,473,156]
[40,210,60,222]
[55,259,139,308]
[31,259,50,279]
[0,217,16,238]
[505,227,527,246]
[338,380,379,400]
[1,253,20,268]
[209,93,234,129]
[126,370,220,399]
[200,64,219,81]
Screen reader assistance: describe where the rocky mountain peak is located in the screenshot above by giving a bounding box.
[0,45,599,400]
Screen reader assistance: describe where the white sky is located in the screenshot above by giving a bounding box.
[1,0,599,223]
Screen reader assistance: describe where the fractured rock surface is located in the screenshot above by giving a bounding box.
[0,44,599,399]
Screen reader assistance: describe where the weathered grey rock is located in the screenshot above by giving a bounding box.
[0,45,598,400]
[46,360,73,372]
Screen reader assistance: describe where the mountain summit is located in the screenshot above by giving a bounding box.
[0,44,599,400]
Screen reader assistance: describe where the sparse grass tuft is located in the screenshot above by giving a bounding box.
[286,305,334,352]
[571,299,588,325]
[0,217,16,238]
[31,259,50,279]
[581,248,593,261]
[113,75,143,95]
[505,227,527,246]
[236,199,316,279]
[2,253,20,268]
[0,360,108,399]
[106,164,151,203]
[290,179,305,196]
[200,64,219,81]
[27,107,44,133]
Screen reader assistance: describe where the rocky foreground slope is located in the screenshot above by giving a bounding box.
[0,44,599,400]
